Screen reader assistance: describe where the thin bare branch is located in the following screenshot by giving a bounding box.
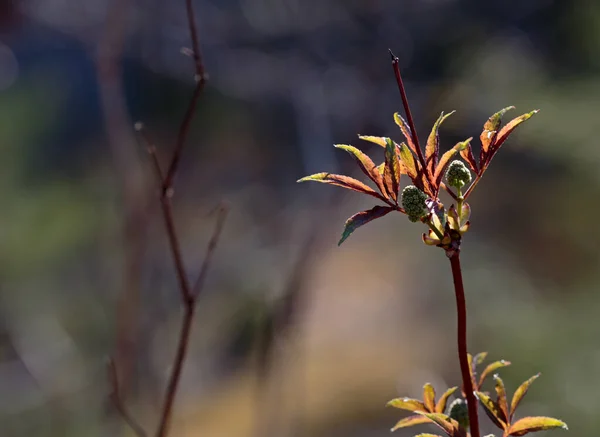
[107,358,148,437]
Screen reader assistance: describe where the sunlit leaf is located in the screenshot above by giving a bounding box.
[480,106,514,155]
[494,375,509,423]
[475,391,507,430]
[492,110,539,154]
[413,434,445,437]
[416,412,460,437]
[358,134,387,148]
[510,374,540,421]
[297,173,386,201]
[334,144,388,196]
[422,230,441,246]
[390,415,431,431]
[423,383,436,412]
[338,205,394,246]
[377,162,385,175]
[387,398,428,412]
[435,387,458,413]
[383,137,401,202]
[426,111,455,178]
[433,138,472,190]
[398,142,419,181]
[393,112,418,155]
[478,360,511,388]
[459,142,479,174]
[507,416,568,436]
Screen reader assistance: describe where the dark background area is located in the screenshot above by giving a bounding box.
[0,0,597,436]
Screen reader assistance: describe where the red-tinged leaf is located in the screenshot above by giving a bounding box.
[383,137,401,202]
[508,417,568,436]
[358,134,387,148]
[510,374,540,420]
[459,142,479,174]
[464,353,477,393]
[387,398,428,412]
[393,112,419,155]
[493,375,509,424]
[376,162,385,175]
[491,110,539,155]
[433,138,472,192]
[390,415,431,431]
[334,144,388,197]
[478,360,511,388]
[297,173,386,202]
[338,205,394,246]
[423,383,436,412]
[426,111,455,178]
[416,412,463,437]
[480,106,515,155]
[475,391,507,430]
[423,230,441,246]
[436,387,458,413]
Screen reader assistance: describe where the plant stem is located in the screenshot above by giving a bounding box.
[449,252,480,437]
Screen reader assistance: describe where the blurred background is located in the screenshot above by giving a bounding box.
[0,0,598,436]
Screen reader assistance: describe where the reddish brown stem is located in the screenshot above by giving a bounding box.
[388,50,431,184]
[449,252,480,437]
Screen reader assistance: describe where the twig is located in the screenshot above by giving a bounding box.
[107,358,148,437]
[449,252,481,437]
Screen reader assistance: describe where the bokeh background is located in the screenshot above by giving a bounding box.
[0,0,598,436]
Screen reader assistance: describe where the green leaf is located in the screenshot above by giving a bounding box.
[508,416,568,436]
[398,142,418,181]
[478,360,511,388]
[338,206,394,245]
[481,106,515,154]
[393,112,419,156]
[475,391,507,430]
[492,110,539,154]
[510,374,540,421]
[334,144,388,197]
[433,138,472,191]
[297,173,386,201]
[387,398,428,412]
[435,387,458,413]
[358,135,387,148]
[423,383,436,412]
[390,415,431,431]
[383,137,401,202]
[494,375,509,423]
[426,111,455,178]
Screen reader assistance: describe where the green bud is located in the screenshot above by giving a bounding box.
[401,185,428,222]
[445,160,472,189]
[448,398,469,430]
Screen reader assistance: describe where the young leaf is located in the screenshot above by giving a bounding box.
[510,374,540,421]
[297,173,386,201]
[358,135,387,148]
[384,137,401,202]
[338,205,394,246]
[493,374,509,423]
[433,138,472,191]
[334,144,388,196]
[436,387,458,414]
[413,434,445,437]
[478,360,511,388]
[390,415,431,431]
[480,106,515,154]
[507,417,568,436]
[475,391,507,430]
[426,111,455,177]
[393,112,419,155]
[398,142,419,181]
[423,383,436,412]
[459,142,479,174]
[416,412,463,437]
[492,110,539,155]
[387,398,428,412]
